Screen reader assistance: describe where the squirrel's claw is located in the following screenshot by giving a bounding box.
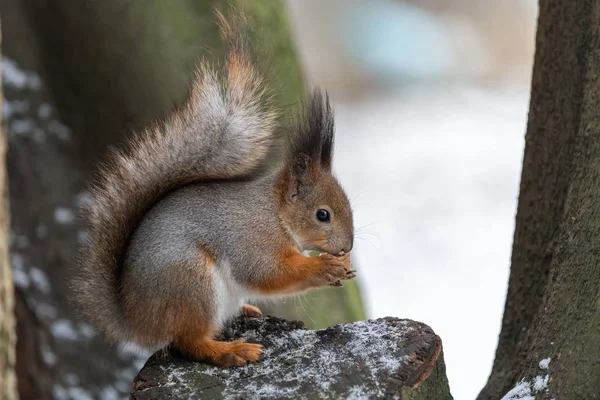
[343,268,357,280]
[327,269,356,286]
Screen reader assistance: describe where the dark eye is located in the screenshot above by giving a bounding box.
[316,209,330,222]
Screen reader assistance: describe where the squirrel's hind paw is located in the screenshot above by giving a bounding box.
[218,339,263,367]
[176,337,263,367]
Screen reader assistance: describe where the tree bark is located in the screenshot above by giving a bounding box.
[480,0,600,398]
[1,0,365,398]
[0,21,19,400]
[131,316,452,400]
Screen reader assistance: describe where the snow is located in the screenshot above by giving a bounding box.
[501,374,549,400]
[11,119,35,135]
[67,387,94,400]
[52,385,68,400]
[3,99,29,119]
[532,375,549,392]
[99,387,120,400]
[155,318,420,399]
[2,57,42,90]
[331,82,528,400]
[4,58,72,144]
[501,381,535,400]
[78,322,97,339]
[54,207,76,225]
[30,267,51,294]
[41,347,58,366]
[500,358,550,399]
[539,358,551,369]
[11,267,30,289]
[11,253,30,289]
[50,319,80,341]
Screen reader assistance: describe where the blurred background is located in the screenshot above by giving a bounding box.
[2,0,537,399]
[287,1,536,399]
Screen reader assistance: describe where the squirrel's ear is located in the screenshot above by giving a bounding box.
[320,121,334,172]
[287,153,318,202]
[309,90,334,172]
[318,91,334,172]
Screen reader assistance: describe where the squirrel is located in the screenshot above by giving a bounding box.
[73,10,355,367]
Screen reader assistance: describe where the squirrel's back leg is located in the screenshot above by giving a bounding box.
[164,249,262,366]
[123,245,262,366]
[174,323,262,367]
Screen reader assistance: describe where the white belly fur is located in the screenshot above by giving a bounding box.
[212,260,253,327]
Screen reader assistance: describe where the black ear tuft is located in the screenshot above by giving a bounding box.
[319,91,335,170]
[288,89,335,170]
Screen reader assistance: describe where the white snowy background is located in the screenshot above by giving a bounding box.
[287,1,537,399]
[333,85,527,400]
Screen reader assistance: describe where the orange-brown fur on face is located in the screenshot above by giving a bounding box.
[274,90,354,257]
[277,170,354,255]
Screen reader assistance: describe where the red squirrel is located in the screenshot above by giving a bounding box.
[73,11,355,367]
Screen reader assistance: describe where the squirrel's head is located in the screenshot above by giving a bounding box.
[276,90,354,256]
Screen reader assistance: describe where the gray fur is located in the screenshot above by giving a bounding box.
[122,177,285,345]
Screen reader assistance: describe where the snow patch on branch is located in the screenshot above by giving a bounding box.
[538,358,551,370]
[501,358,551,400]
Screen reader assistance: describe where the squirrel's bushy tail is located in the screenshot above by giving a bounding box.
[73,11,276,343]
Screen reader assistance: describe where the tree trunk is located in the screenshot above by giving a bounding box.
[480,1,600,398]
[1,0,365,398]
[0,21,19,400]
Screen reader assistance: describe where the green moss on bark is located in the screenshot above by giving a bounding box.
[403,354,454,400]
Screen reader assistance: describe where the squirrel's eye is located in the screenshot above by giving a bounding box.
[316,209,330,222]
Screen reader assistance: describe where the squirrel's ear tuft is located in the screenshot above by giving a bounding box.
[317,91,335,171]
[280,88,335,202]
[289,89,335,172]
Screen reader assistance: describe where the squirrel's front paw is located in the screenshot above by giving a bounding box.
[319,253,356,286]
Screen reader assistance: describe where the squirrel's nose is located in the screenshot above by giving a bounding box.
[345,239,354,253]
[337,242,353,256]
